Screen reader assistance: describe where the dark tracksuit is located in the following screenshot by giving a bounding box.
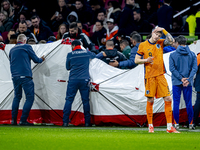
[194,53,200,125]
[9,42,43,122]
[169,45,197,124]
[63,46,103,125]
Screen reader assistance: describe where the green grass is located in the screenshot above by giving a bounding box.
[0,126,200,150]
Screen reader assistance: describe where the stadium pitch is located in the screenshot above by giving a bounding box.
[0,125,199,150]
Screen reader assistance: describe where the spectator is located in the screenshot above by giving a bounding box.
[12,11,27,31]
[5,28,15,44]
[38,40,47,44]
[107,0,121,25]
[120,40,131,59]
[27,38,36,45]
[15,20,38,43]
[157,0,173,32]
[110,33,141,69]
[101,39,127,65]
[73,0,92,24]
[0,11,14,33]
[91,20,106,47]
[62,22,97,53]
[9,34,17,44]
[169,35,197,130]
[77,21,90,37]
[29,15,54,42]
[142,1,155,21]
[56,23,68,40]
[92,10,108,33]
[50,0,70,32]
[0,0,14,18]
[130,31,139,47]
[118,0,137,36]
[171,18,182,33]
[89,0,106,25]
[67,11,79,25]
[12,0,30,23]
[47,36,57,43]
[102,18,118,43]
[194,52,200,127]
[133,8,152,33]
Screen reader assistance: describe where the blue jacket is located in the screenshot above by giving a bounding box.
[66,48,103,80]
[169,45,197,86]
[9,42,43,77]
[119,43,140,69]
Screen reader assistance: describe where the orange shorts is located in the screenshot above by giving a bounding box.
[145,74,170,98]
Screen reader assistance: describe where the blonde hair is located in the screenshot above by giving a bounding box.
[1,0,14,17]
[17,34,27,42]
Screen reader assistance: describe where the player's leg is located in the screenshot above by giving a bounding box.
[147,97,154,133]
[157,75,180,133]
[145,78,156,133]
[183,86,195,129]
[172,85,182,129]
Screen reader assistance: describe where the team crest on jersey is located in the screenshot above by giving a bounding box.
[146,90,150,95]
[156,44,161,49]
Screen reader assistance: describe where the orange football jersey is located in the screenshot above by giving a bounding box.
[137,39,165,78]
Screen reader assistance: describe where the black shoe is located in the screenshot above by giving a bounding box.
[62,123,68,127]
[85,123,91,127]
[11,119,17,125]
[19,121,34,126]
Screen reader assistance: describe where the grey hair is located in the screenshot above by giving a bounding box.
[17,34,27,42]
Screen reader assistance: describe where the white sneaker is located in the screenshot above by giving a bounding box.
[189,124,195,130]
[174,124,179,130]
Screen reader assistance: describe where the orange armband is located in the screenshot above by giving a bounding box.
[163,29,168,35]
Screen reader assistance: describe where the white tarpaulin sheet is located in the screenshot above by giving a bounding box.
[0,40,199,126]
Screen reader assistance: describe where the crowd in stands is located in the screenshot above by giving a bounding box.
[0,0,200,53]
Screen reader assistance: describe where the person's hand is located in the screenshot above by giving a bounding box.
[183,80,189,87]
[182,78,189,87]
[41,55,45,61]
[153,26,164,33]
[146,57,154,64]
[109,60,119,67]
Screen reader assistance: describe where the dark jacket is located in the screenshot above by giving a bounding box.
[66,46,103,80]
[62,28,97,52]
[29,23,54,42]
[133,19,152,33]
[74,6,92,24]
[15,29,38,43]
[91,27,106,46]
[119,43,140,69]
[169,45,197,86]
[118,4,135,36]
[101,48,127,64]
[157,4,173,31]
[9,42,43,77]
[110,8,121,25]
[0,18,14,33]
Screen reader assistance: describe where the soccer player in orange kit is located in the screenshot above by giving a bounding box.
[135,26,180,133]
